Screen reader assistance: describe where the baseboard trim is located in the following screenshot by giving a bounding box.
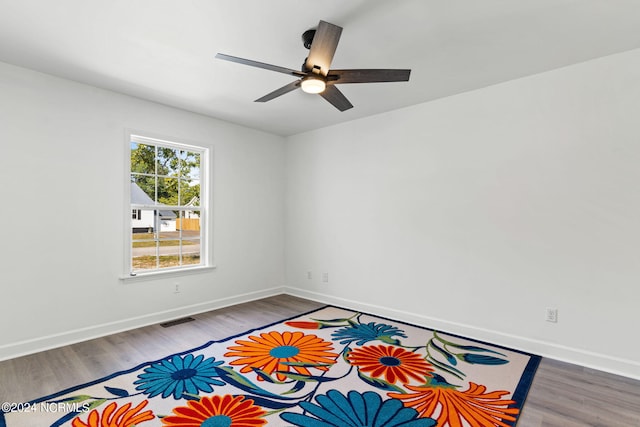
[4,286,639,380]
[0,286,286,362]
[283,287,640,381]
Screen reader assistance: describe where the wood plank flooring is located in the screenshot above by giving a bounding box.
[1,294,638,426]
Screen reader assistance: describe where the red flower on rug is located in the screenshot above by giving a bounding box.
[71,400,154,427]
[224,330,338,381]
[284,321,323,329]
[388,381,519,427]
[161,394,266,426]
[347,344,434,384]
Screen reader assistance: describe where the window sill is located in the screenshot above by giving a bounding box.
[120,265,216,283]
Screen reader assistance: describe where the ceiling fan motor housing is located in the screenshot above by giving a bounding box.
[302,29,316,49]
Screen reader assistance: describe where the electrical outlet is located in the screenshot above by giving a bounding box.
[174,283,181,294]
[545,308,558,323]
[307,271,312,280]
[322,272,329,283]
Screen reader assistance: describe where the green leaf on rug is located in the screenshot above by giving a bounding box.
[52,394,93,403]
[357,369,405,393]
[459,353,509,365]
[104,386,130,397]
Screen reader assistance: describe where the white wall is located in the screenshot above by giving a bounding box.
[285,49,640,379]
[0,61,286,359]
[3,47,639,380]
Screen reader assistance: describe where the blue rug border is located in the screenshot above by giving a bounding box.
[2,303,541,426]
[508,355,541,426]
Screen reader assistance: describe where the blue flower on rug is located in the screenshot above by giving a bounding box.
[133,354,225,400]
[332,322,407,346]
[280,389,436,427]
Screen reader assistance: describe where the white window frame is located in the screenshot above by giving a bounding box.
[123,131,212,280]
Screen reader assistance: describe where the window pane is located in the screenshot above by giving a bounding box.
[131,175,156,202]
[183,151,200,179]
[177,210,200,232]
[157,146,180,177]
[158,177,179,206]
[131,143,156,175]
[180,180,199,206]
[131,231,155,246]
[161,255,181,268]
[157,230,180,246]
[131,208,155,234]
[182,239,200,266]
[131,215,158,272]
[181,150,201,205]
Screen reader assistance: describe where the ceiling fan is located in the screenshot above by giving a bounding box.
[215,20,411,112]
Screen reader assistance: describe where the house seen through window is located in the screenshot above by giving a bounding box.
[129,134,208,275]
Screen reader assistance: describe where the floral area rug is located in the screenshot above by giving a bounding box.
[1,306,540,426]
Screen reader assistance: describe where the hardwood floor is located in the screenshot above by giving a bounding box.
[1,294,638,426]
[521,357,640,426]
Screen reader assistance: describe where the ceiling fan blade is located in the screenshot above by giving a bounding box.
[327,69,411,84]
[255,80,301,103]
[216,53,305,77]
[304,21,342,76]
[319,85,353,112]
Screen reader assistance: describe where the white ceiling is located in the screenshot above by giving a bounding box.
[1,1,640,136]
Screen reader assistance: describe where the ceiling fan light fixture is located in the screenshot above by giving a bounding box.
[300,76,326,94]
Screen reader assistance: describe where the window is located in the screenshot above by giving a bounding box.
[127,133,208,276]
